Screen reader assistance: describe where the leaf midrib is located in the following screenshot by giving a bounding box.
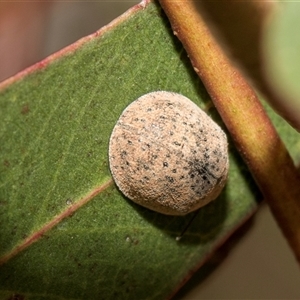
[0,178,113,266]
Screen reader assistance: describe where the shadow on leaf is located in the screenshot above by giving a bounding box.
[120,186,228,245]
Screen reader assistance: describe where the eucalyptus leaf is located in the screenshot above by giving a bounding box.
[263,2,300,130]
[0,1,299,299]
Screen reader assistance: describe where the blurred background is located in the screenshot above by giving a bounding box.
[0,1,299,298]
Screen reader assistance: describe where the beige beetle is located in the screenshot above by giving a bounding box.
[109,91,229,215]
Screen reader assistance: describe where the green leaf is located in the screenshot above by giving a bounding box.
[263,2,300,129]
[0,1,299,299]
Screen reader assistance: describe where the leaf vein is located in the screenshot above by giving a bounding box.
[0,178,113,266]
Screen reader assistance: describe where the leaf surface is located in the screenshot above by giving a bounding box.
[263,2,300,129]
[0,1,299,299]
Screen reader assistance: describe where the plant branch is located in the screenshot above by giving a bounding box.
[159,0,300,263]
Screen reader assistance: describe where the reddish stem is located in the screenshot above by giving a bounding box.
[159,0,300,263]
